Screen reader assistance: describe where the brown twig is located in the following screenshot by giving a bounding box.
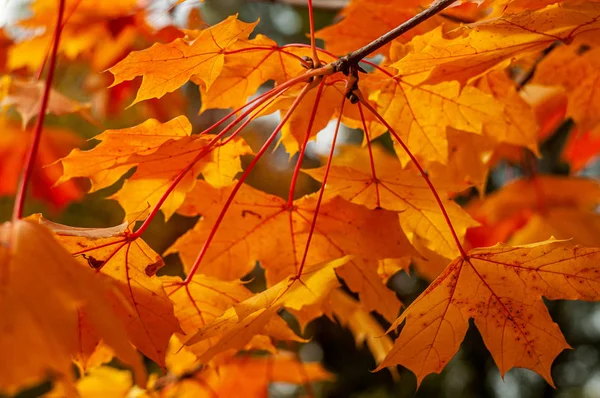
[12,0,66,221]
[332,0,457,73]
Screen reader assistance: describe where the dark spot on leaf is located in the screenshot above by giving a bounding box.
[82,254,105,270]
[241,209,262,219]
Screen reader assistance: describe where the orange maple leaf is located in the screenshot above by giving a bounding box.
[39,218,181,367]
[467,176,600,248]
[0,219,144,393]
[316,0,439,56]
[57,116,192,193]
[0,120,83,209]
[359,65,506,165]
[196,34,312,112]
[562,127,600,171]
[532,45,600,132]
[378,240,600,385]
[157,351,331,397]
[8,0,141,72]
[109,16,259,105]
[169,181,416,285]
[57,116,252,219]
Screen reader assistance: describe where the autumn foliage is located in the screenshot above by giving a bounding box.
[3,0,600,396]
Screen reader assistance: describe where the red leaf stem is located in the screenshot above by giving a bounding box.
[13,0,66,221]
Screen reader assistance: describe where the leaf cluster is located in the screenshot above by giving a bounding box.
[2,0,600,396]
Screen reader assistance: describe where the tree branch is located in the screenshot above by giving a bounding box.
[332,0,457,73]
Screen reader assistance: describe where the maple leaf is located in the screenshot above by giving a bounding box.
[57,116,192,193]
[8,0,141,72]
[109,16,259,105]
[378,240,600,385]
[169,181,415,285]
[162,274,294,358]
[326,289,397,373]
[0,219,144,394]
[305,145,478,259]
[426,128,495,193]
[39,218,181,367]
[0,119,84,209]
[109,134,214,219]
[158,350,332,397]
[335,258,403,323]
[562,127,600,171]
[113,134,251,220]
[360,65,506,165]
[475,70,540,152]
[532,45,600,132]
[184,257,350,362]
[57,116,251,219]
[196,34,311,112]
[0,76,93,128]
[316,0,439,56]
[467,176,600,248]
[258,74,369,155]
[392,3,600,86]
[49,366,134,398]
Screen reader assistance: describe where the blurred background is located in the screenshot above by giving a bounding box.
[2,1,600,397]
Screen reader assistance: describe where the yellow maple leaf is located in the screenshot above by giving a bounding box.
[326,289,398,376]
[360,67,505,165]
[184,257,350,362]
[391,4,600,86]
[162,275,269,358]
[305,145,478,259]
